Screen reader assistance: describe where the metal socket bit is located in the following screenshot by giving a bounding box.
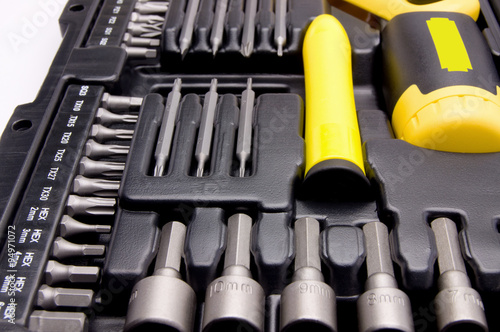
[59,215,111,238]
[29,310,88,332]
[72,175,120,197]
[431,218,488,332]
[280,217,337,332]
[134,2,169,14]
[37,285,94,310]
[123,33,161,47]
[51,237,105,260]
[90,124,134,142]
[357,222,414,332]
[125,222,196,332]
[202,214,265,332]
[96,107,138,125]
[79,156,125,177]
[66,195,116,217]
[101,93,143,110]
[45,260,100,285]
[84,139,130,160]
[130,12,165,24]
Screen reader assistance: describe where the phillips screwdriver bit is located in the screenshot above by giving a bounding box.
[210,0,229,56]
[125,222,196,332]
[134,1,169,14]
[51,237,106,260]
[236,78,255,177]
[45,260,100,285]
[101,93,143,111]
[90,124,134,143]
[179,0,201,59]
[130,12,166,24]
[60,215,112,238]
[195,79,218,177]
[66,195,116,217]
[122,45,158,58]
[274,0,287,56]
[240,0,258,57]
[127,22,163,36]
[431,217,488,332]
[357,221,414,332]
[202,214,265,332]
[37,285,94,310]
[122,33,161,47]
[72,175,120,197]
[154,78,182,176]
[84,139,130,160]
[29,310,88,332]
[280,217,337,332]
[95,107,138,125]
[79,156,125,177]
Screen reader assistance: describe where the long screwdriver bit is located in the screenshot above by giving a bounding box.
[60,215,111,238]
[84,139,130,160]
[96,108,138,125]
[274,0,287,56]
[37,285,94,310]
[101,93,143,110]
[154,78,182,176]
[29,310,88,332]
[179,0,201,58]
[90,124,134,142]
[195,79,218,177]
[236,78,255,177]
[66,195,116,217]
[210,0,229,56]
[79,156,125,177]
[240,0,258,57]
[51,237,105,260]
[45,260,100,285]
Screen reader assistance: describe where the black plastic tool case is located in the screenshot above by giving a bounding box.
[0,0,499,331]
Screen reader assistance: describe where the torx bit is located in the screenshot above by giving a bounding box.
[66,195,116,217]
[179,0,201,59]
[202,214,265,332]
[84,139,130,160]
[37,285,94,310]
[236,78,255,177]
[130,12,166,24]
[90,124,134,143]
[29,310,88,332]
[240,0,258,57]
[96,107,138,125]
[431,218,488,332]
[123,33,161,47]
[124,222,196,332]
[101,93,143,110]
[72,175,120,197]
[280,217,337,332]
[79,156,125,177]
[274,0,287,56]
[127,22,163,36]
[154,78,182,176]
[210,0,229,56]
[134,1,169,14]
[357,222,414,332]
[59,215,112,238]
[195,79,218,177]
[51,237,106,260]
[45,260,100,285]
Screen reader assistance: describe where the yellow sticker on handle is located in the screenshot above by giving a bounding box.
[427,17,473,72]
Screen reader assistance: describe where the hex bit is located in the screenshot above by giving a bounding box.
[179,0,201,58]
[29,310,88,332]
[211,0,229,56]
[66,195,116,217]
[134,1,169,14]
[122,33,161,47]
[195,79,218,177]
[202,214,265,332]
[101,93,143,110]
[72,175,120,197]
[357,221,414,332]
[125,222,196,332]
[79,156,125,177]
[280,217,337,332]
[431,217,488,332]
[95,107,138,125]
[45,260,100,285]
[122,45,158,58]
[130,12,166,24]
[274,0,287,56]
[84,140,130,160]
[37,285,94,310]
[51,237,105,260]
[236,78,255,177]
[240,0,258,57]
[154,78,182,176]
[59,215,112,238]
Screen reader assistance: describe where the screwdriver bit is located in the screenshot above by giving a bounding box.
[202,214,265,332]
[45,260,100,285]
[134,1,169,14]
[274,0,287,56]
[240,0,257,57]
[37,285,94,310]
[130,12,166,24]
[72,175,120,197]
[123,33,161,47]
[154,78,182,176]
[95,107,138,125]
[179,0,201,59]
[211,0,229,56]
[125,222,196,332]
[79,156,125,177]
[357,221,414,332]
[66,195,116,217]
[101,93,143,110]
[122,45,158,58]
[280,217,337,332]
[59,215,112,238]
[90,124,134,142]
[84,140,130,160]
[195,79,218,177]
[51,237,105,260]
[29,310,88,332]
[127,22,163,36]
[236,78,255,177]
[431,217,488,332]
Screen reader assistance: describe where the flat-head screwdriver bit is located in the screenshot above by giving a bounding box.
[179,0,201,58]
[280,217,337,332]
[236,78,255,177]
[240,0,258,57]
[134,2,169,14]
[130,12,166,24]
[274,0,287,56]
[101,93,143,111]
[37,285,94,310]
[195,79,218,177]
[59,215,111,238]
[45,260,100,285]
[431,217,488,332]
[66,195,116,217]
[51,237,105,260]
[125,222,196,332]
[122,33,161,47]
[84,140,130,160]
[79,156,125,177]
[95,107,138,125]
[211,0,229,56]
[29,310,88,332]
[72,175,120,197]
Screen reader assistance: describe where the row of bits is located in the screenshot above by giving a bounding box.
[29,93,143,332]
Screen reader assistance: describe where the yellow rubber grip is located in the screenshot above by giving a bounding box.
[303,14,365,177]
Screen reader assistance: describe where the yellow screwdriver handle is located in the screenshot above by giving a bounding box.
[341,0,480,21]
